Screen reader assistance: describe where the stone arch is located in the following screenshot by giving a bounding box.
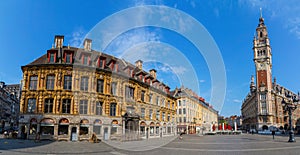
[262,125,268,130]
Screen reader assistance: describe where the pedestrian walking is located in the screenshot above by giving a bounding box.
[179,132,183,140]
[272,130,275,140]
[35,132,41,143]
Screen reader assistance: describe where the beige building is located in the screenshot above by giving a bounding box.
[18,35,177,141]
[241,16,300,132]
[172,87,218,134]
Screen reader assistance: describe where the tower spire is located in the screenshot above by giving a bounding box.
[260,7,262,18]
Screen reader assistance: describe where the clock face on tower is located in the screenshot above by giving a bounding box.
[257,63,266,70]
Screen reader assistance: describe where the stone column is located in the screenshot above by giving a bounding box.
[234,121,237,131]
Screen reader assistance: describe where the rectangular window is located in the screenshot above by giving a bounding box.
[156,96,160,106]
[141,108,145,118]
[183,117,186,123]
[62,99,71,114]
[260,94,266,100]
[162,112,165,121]
[49,53,55,62]
[161,98,165,107]
[168,101,170,108]
[111,82,117,95]
[183,108,186,114]
[183,100,186,106]
[96,79,104,93]
[261,102,267,115]
[63,75,72,90]
[80,100,88,114]
[80,77,89,91]
[27,98,36,113]
[99,58,104,68]
[110,103,117,116]
[125,86,134,100]
[141,90,145,102]
[65,53,72,63]
[167,114,170,121]
[156,110,160,120]
[29,76,38,90]
[83,55,89,65]
[179,109,182,114]
[149,109,153,119]
[46,75,55,90]
[149,94,153,104]
[95,101,103,115]
[178,100,181,106]
[44,98,53,113]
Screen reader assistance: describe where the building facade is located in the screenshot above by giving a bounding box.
[172,87,218,134]
[0,81,20,131]
[19,35,177,141]
[241,16,300,132]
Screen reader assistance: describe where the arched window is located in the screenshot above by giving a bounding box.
[260,31,263,37]
[58,118,69,135]
[80,119,89,135]
[40,118,55,135]
[93,119,102,135]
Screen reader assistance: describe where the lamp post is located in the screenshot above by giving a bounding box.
[282,93,299,142]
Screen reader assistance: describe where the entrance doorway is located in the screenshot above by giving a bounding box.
[71,127,77,141]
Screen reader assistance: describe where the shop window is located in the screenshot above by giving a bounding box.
[80,119,89,135]
[93,119,102,135]
[40,118,55,135]
[58,118,69,135]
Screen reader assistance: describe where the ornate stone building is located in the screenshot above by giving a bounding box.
[172,86,218,134]
[241,15,300,132]
[19,35,177,141]
[0,81,20,131]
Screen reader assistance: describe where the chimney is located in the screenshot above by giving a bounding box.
[149,69,157,79]
[54,35,64,48]
[0,81,5,88]
[83,38,92,51]
[135,60,143,70]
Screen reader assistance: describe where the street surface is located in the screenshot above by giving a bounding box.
[1,134,300,155]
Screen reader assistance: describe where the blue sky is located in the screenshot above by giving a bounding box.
[1,0,300,117]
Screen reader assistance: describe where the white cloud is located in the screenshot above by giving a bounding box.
[107,28,161,57]
[199,80,205,83]
[172,66,187,75]
[69,27,86,48]
[241,0,300,39]
[233,99,241,103]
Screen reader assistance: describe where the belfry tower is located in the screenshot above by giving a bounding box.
[253,12,274,127]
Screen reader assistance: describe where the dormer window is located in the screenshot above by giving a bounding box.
[64,51,73,63]
[82,55,90,65]
[47,51,57,63]
[113,63,118,72]
[98,57,106,69]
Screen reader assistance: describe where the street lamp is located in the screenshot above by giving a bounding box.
[282,93,299,142]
